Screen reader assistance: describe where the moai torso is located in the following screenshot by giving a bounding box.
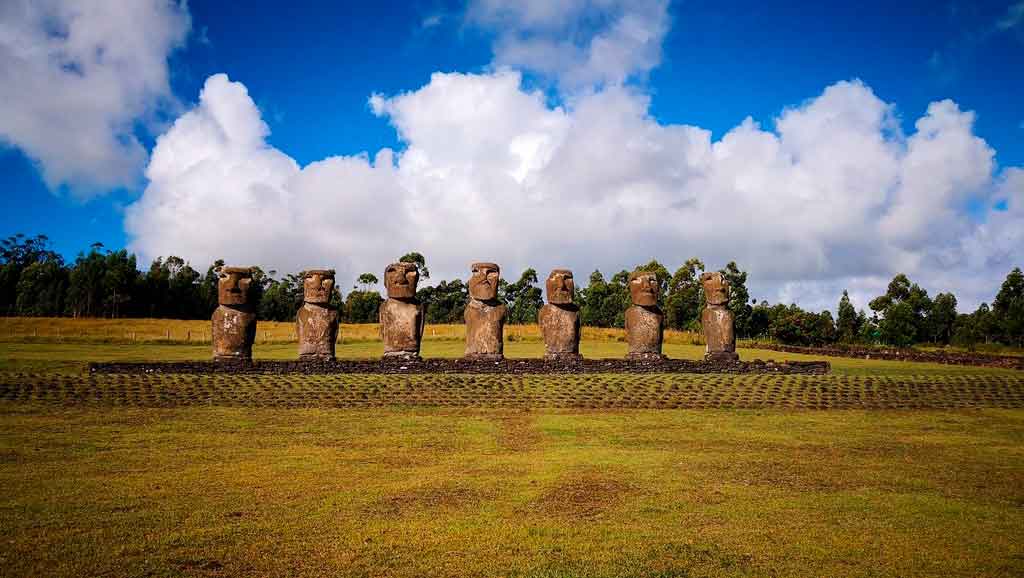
[625,270,664,360]
[701,271,739,361]
[296,303,339,359]
[464,262,505,360]
[297,269,339,360]
[539,303,580,358]
[464,300,506,359]
[625,305,664,358]
[702,306,735,357]
[212,305,257,360]
[212,267,257,361]
[380,298,425,357]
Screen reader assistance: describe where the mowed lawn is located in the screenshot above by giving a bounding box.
[1,322,1023,577]
[1,405,1022,577]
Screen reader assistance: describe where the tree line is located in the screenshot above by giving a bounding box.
[2,234,1022,348]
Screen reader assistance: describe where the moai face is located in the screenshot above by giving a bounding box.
[468,262,500,301]
[629,271,659,307]
[218,267,253,306]
[303,269,335,305]
[701,271,730,306]
[546,269,575,305]
[385,262,419,299]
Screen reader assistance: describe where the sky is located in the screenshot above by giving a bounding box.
[1,0,1022,312]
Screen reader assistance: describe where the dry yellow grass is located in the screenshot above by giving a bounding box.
[0,317,707,345]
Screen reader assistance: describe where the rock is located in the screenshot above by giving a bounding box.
[380,262,425,359]
[212,267,257,362]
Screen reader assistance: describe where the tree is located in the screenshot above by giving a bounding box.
[344,290,383,323]
[15,260,68,316]
[501,268,544,324]
[721,262,753,337]
[1,234,61,316]
[836,290,859,342]
[259,272,303,321]
[928,292,958,345]
[879,301,916,347]
[398,252,429,279]
[993,267,1024,346]
[665,258,704,330]
[356,273,379,292]
[869,273,932,345]
[420,279,468,323]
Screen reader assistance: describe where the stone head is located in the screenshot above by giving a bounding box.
[217,267,254,306]
[303,269,335,305]
[468,262,500,301]
[701,271,730,306]
[384,262,419,299]
[628,270,660,307]
[546,269,575,305]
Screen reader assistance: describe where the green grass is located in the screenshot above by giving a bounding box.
[0,405,1021,577]
[1,340,1019,377]
[1,337,1023,576]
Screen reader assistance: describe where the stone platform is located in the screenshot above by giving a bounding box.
[90,358,830,375]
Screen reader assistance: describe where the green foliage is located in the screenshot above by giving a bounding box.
[665,258,704,330]
[993,267,1024,346]
[869,273,936,345]
[836,290,859,342]
[259,273,303,322]
[356,272,379,290]
[500,268,543,324]
[418,279,468,323]
[929,292,958,344]
[15,260,68,316]
[398,252,429,278]
[578,269,629,328]
[879,301,917,347]
[766,303,837,346]
[344,290,383,323]
[721,262,754,337]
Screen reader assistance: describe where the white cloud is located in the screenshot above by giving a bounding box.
[467,0,670,92]
[0,0,189,196]
[126,72,1023,312]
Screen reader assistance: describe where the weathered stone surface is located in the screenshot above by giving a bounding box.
[381,262,424,359]
[540,269,581,361]
[297,269,339,360]
[701,271,738,361]
[465,263,506,360]
[625,305,664,360]
[92,358,833,376]
[212,267,256,361]
[628,269,659,307]
[468,262,500,301]
[625,270,664,359]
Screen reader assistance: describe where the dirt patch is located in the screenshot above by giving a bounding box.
[495,412,541,452]
[365,482,491,517]
[532,470,634,519]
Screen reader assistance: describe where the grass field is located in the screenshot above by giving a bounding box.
[1,318,1023,577]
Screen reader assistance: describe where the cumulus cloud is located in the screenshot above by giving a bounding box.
[126,71,1023,311]
[467,0,670,91]
[0,0,189,196]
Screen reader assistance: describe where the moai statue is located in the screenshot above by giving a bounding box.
[380,262,425,360]
[538,269,581,362]
[701,271,739,361]
[625,270,665,360]
[464,262,506,360]
[212,267,257,362]
[296,269,339,360]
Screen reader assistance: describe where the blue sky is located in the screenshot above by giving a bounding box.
[1,0,1022,309]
